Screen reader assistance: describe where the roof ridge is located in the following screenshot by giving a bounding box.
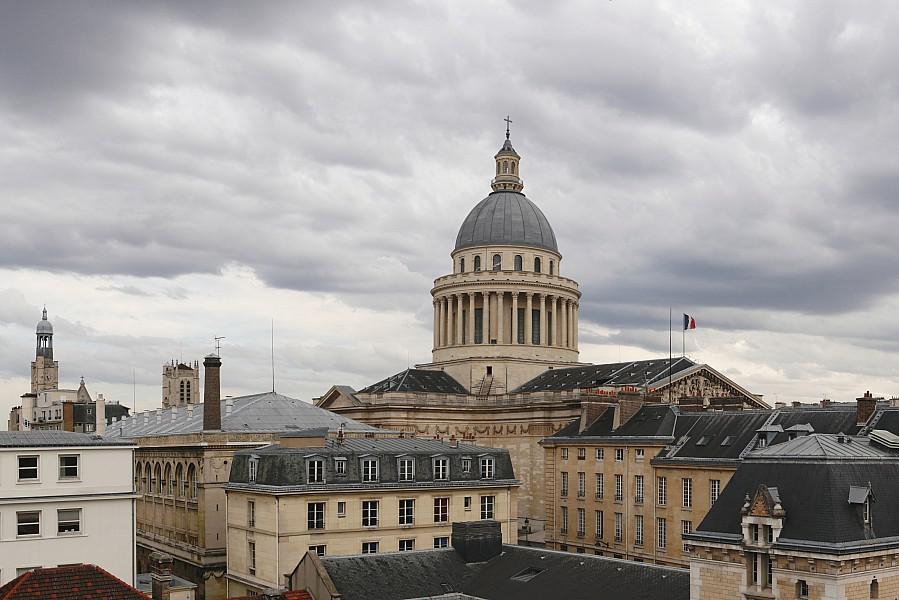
[0,569,33,598]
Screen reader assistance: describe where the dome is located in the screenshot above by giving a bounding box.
[36,308,53,334]
[454,191,558,253]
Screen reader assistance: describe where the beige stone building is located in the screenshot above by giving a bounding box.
[163,360,201,408]
[223,431,519,595]
[317,129,768,538]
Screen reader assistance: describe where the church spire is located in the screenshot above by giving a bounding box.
[491,116,523,192]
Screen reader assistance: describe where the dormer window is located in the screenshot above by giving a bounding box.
[248,456,259,483]
[433,457,449,481]
[362,458,379,482]
[480,456,495,479]
[461,457,472,473]
[307,459,325,484]
[864,497,872,524]
[334,457,347,475]
[398,457,415,482]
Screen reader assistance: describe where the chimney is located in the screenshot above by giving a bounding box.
[791,401,802,408]
[820,398,832,408]
[20,395,35,431]
[579,401,609,433]
[857,390,877,426]
[63,401,75,431]
[452,520,503,563]
[95,394,106,435]
[203,354,222,431]
[149,551,173,600]
[225,397,233,416]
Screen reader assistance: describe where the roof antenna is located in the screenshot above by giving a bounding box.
[214,336,226,357]
[271,318,276,393]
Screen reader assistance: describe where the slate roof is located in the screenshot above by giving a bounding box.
[454,191,558,253]
[748,434,893,460]
[104,391,379,438]
[0,431,134,448]
[228,438,516,489]
[320,545,688,600]
[513,358,696,393]
[692,438,899,551]
[0,564,147,600]
[654,410,773,463]
[359,369,469,395]
[768,406,862,444]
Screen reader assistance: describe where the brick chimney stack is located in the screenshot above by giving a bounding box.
[452,520,503,563]
[149,551,173,600]
[857,390,877,426]
[203,354,222,431]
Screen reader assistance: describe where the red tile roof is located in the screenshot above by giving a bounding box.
[0,564,148,600]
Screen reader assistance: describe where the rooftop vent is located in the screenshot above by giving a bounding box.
[510,567,544,583]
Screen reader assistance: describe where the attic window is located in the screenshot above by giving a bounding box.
[510,567,544,583]
[695,436,710,447]
[248,456,259,483]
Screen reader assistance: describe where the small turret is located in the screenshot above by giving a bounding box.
[491,116,524,192]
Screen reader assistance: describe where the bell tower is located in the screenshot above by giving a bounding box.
[31,307,59,393]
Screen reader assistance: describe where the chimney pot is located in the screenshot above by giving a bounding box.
[149,551,174,600]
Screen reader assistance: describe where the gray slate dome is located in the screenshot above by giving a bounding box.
[36,308,53,334]
[455,191,558,253]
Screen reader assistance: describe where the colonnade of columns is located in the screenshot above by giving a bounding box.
[432,291,578,350]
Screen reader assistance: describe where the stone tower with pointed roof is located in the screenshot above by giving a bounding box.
[31,307,59,393]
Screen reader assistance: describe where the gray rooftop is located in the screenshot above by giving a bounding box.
[104,391,379,438]
[0,431,135,448]
[746,433,896,460]
[455,191,558,253]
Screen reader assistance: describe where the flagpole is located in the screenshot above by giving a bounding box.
[668,307,672,403]
[682,317,685,358]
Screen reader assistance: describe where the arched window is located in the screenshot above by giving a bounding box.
[871,578,879,599]
[549,260,554,275]
[153,464,162,494]
[135,463,143,493]
[534,257,542,273]
[187,464,197,499]
[185,380,191,402]
[175,464,184,498]
[511,161,516,174]
[163,464,172,496]
[474,256,481,271]
[492,254,502,271]
[502,161,509,174]
[460,258,465,273]
[514,255,522,271]
[143,462,150,493]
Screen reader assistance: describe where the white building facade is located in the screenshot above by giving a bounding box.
[0,431,137,586]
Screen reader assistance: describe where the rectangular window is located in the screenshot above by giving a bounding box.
[362,458,378,482]
[595,448,604,460]
[17,511,40,536]
[335,458,347,475]
[657,476,667,506]
[309,544,326,557]
[577,508,586,536]
[560,472,569,497]
[766,555,772,587]
[399,458,415,482]
[337,501,346,517]
[635,475,644,504]
[577,472,585,498]
[635,448,645,460]
[614,512,622,543]
[517,307,525,344]
[682,478,693,508]
[750,523,759,543]
[248,541,256,575]
[531,309,540,345]
[434,497,449,523]
[480,457,494,479]
[461,458,472,473]
[615,448,624,462]
[57,508,81,535]
[464,496,472,511]
[308,459,325,484]
[798,580,809,598]
[434,536,449,549]
[58,455,79,479]
[399,499,415,525]
[634,514,644,546]
[595,510,603,539]
[577,448,586,460]
[766,525,774,544]
[480,495,495,520]
[362,500,379,527]
[614,474,623,502]
[561,448,569,460]
[399,539,415,552]
[682,520,693,552]
[560,507,569,533]
[18,455,38,481]
[595,473,604,499]
[247,500,255,527]
[307,502,325,530]
[362,541,379,554]
[248,457,258,483]
[750,552,759,584]
[474,308,483,344]
[710,479,721,505]
[656,518,667,550]
[433,458,449,481]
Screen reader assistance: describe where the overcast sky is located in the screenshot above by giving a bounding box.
[3,1,899,417]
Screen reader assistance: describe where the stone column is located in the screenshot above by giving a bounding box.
[447,295,455,345]
[552,296,560,346]
[433,299,439,349]
[468,293,476,345]
[511,293,519,345]
[561,299,568,348]
[496,291,504,344]
[482,291,491,344]
[456,294,464,346]
[539,294,547,346]
[573,303,579,349]
[525,293,533,345]
[438,296,445,347]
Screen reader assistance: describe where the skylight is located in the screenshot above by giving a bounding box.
[510,567,544,583]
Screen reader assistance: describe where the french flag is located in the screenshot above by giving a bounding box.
[683,314,696,331]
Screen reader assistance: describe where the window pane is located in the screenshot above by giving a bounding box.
[58,508,81,534]
[59,455,79,479]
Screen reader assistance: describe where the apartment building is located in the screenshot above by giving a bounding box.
[542,398,878,567]
[0,431,137,586]
[224,430,519,596]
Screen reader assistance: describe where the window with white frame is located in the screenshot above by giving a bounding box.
[434,536,449,548]
[362,500,379,527]
[334,457,347,476]
[560,507,569,533]
[57,508,81,535]
[710,479,721,505]
[307,459,325,484]
[433,457,449,481]
[480,495,495,520]
[682,478,693,508]
[560,472,569,497]
[337,501,346,517]
[614,474,623,501]
[657,476,667,505]
[464,496,472,510]
[577,472,586,498]
[595,510,603,538]
[308,544,326,557]
[682,520,693,552]
[657,517,667,549]
[399,539,415,551]
[577,508,586,536]
[595,473,604,499]
[248,457,258,483]
[480,456,494,479]
[635,448,645,460]
[362,541,378,554]
[434,497,449,523]
[399,499,415,525]
[614,512,622,542]
[399,458,415,482]
[635,475,644,503]
[247,500,255,527]
[248,541,256,575]
[362,458,379,482]
[634,514,644,546]
[18,455,39,481]
[614,448,624,462]
[58,454,79,479]
[461,458,472,473]
[307,502,325,530]
[17,511,40,536]
[596,448,604,460]
[561,448,568,460]
[577,448,586,460]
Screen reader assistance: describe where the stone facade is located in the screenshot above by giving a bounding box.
[162,360,201,408]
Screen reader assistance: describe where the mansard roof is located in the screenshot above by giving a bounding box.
[358,368,469,395]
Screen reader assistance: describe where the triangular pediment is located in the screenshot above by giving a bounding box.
[742,484,786,518]
[315,385,361,409]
